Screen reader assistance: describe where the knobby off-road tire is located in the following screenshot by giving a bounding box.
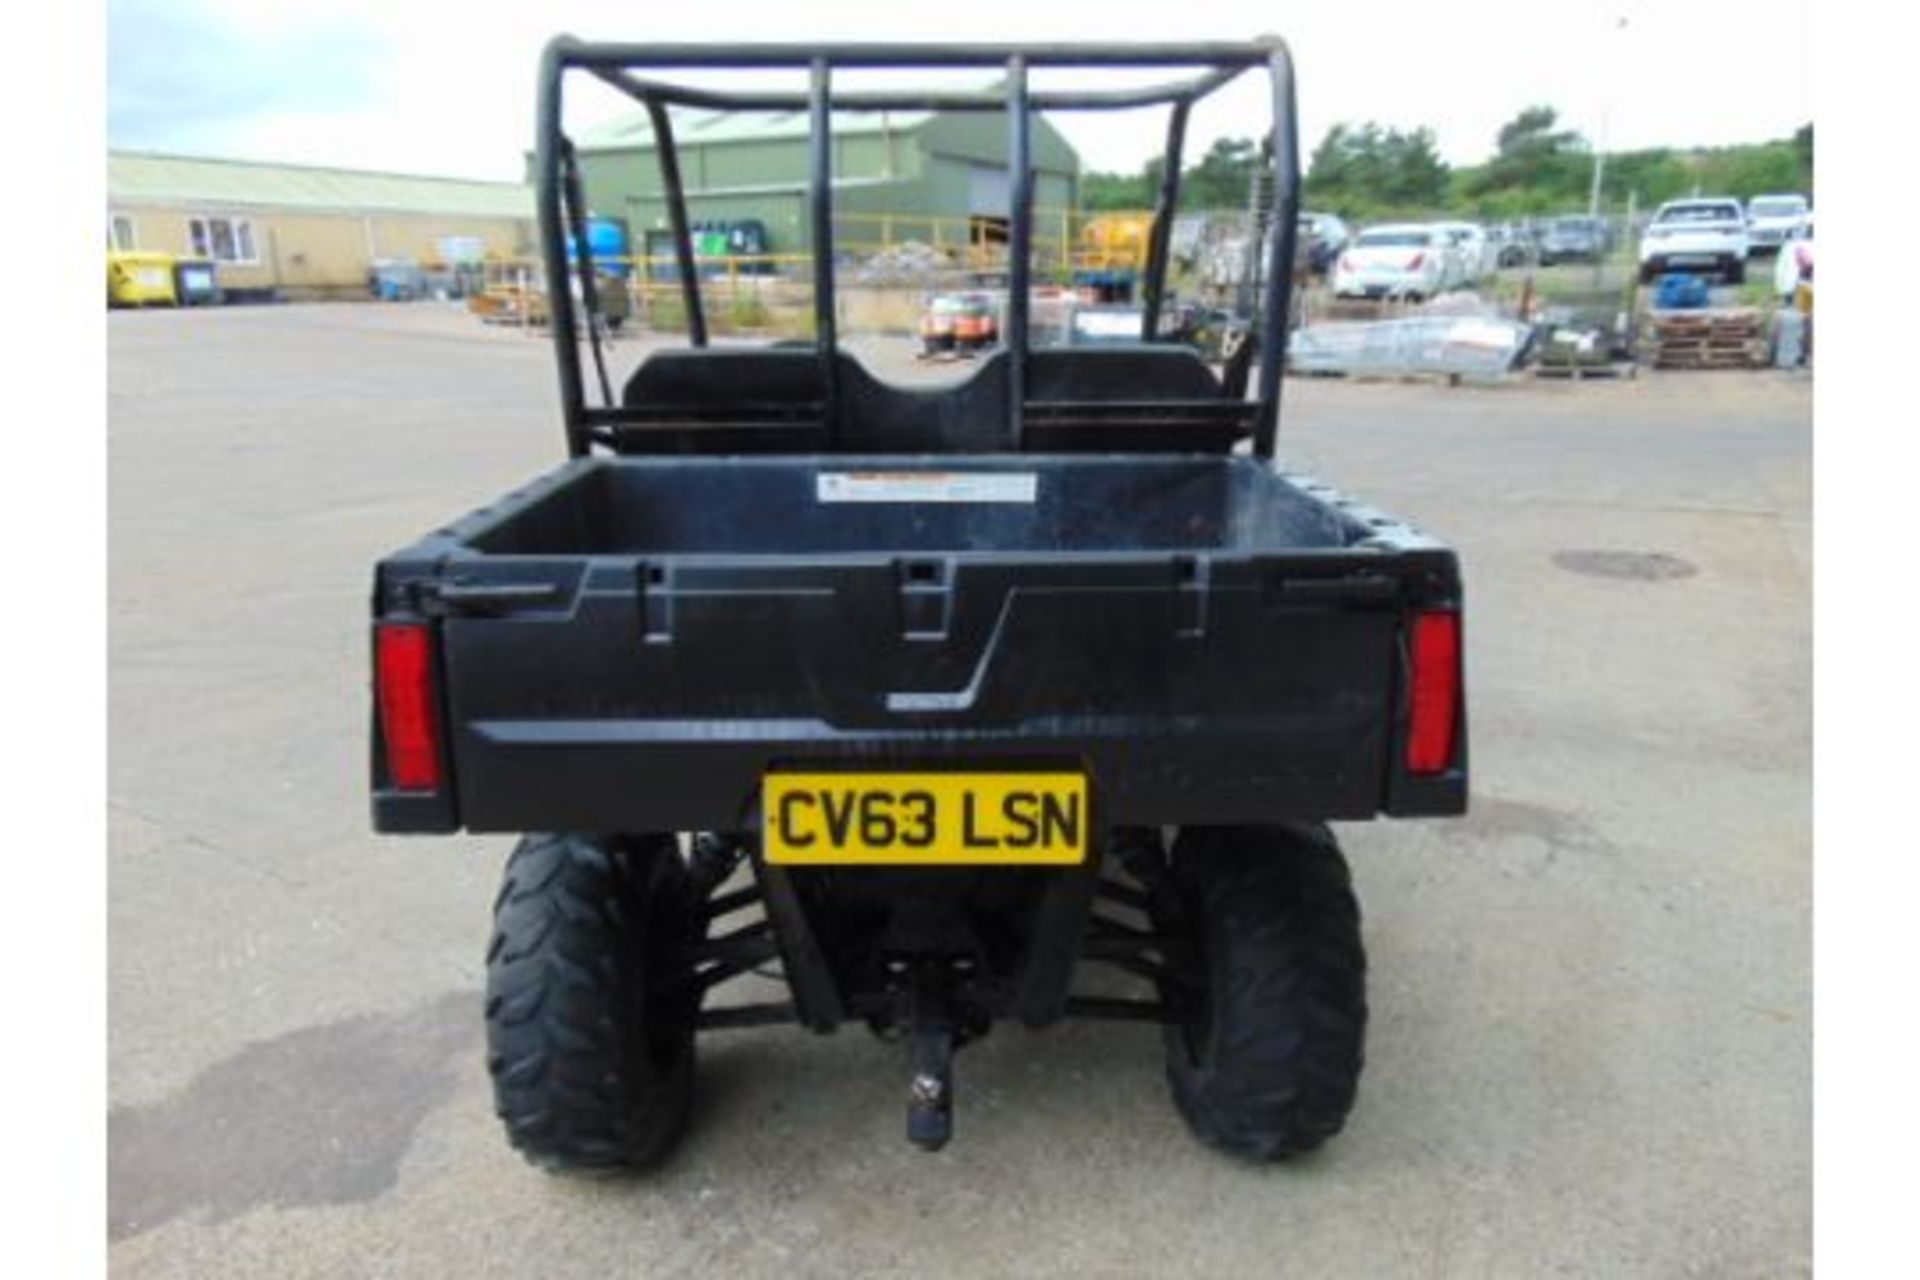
[1163,824,1368,1161]
[486,832,699,1173]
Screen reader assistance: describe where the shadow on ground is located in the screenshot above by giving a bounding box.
[109,990,477,1241]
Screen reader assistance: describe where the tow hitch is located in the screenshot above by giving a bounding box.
[906,961,959,1151]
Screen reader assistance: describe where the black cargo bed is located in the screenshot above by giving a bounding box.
[461,455,1364,557]
[374,454,1463,836]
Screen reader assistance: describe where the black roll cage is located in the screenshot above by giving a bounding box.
[533,37,1302,461]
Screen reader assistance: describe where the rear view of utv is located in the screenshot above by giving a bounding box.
[369,37,1467,1169]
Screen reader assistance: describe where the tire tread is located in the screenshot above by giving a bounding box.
[485,832,694,1173]
[1164,823,1368,1161]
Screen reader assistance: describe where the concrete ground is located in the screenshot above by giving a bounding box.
[108,304,1810,1278]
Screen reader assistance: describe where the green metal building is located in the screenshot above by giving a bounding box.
[572,106,1081,259]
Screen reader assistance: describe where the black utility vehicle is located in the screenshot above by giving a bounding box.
[370,36,1468,1167]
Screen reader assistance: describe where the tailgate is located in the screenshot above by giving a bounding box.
[375,548,1464,833]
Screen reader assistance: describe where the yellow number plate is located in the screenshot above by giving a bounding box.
[763,772,1088,866]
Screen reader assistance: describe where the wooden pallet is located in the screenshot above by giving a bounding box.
[1315,369,1517,388]
[1653,335,1767,352]
[1653,356,1768,370]
[1647,307,1763,340]
[1642,306,1771,369]
[1533,360,1637,380]
[1649,340,1770,370]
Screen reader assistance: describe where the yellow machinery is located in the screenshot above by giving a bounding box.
[107,250,178,307]
[1076,212,1153,272]
[1072,212,1153,301]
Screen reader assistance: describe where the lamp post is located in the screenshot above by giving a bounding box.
[1588,12,1630,290]
[1587,14,1629,219]
[1586,122,1607,218]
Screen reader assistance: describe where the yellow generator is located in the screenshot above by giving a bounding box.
[108,251,179,307]
[1074,212,1152,302]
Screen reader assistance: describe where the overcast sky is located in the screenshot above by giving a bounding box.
[109,0,1812,182]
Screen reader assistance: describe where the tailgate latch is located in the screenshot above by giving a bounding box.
[414,579,563,617]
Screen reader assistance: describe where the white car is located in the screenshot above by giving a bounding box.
[1431,222,1493,287]
[1745,193,1810,256]
[1638,198,1750,284]
[1333,224,1450,301]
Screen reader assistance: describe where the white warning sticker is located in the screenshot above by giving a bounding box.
[816,471,1038,504]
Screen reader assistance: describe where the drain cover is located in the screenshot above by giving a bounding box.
[1551,550,1697,581]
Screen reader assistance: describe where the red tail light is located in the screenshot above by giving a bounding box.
[1407,253,1426,270]
[1405,611,1461,775]
[376,622,443,791]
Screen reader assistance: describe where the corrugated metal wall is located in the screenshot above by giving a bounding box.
[578,108,1080,256]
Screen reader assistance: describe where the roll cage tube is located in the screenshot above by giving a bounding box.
[533,37,1303,460]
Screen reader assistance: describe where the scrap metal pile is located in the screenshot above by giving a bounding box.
[855,240,958,284]
[1288,311,1536,381]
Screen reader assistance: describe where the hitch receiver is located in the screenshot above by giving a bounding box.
[905,961,958,1151]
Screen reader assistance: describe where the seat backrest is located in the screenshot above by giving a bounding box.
[622,347,825,407]
[615,343,1238,454]
[1026,344,1223,402]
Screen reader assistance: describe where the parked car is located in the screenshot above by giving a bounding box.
[1488,222,1535,268]
[1432,222,1492,286]
[1773,215,1814,300]
[1638,198,1749,284]
[919,291,999,355]
[1745,193,1810,256]
[1538,215,1610,265]
[1297,211,1352,275]
[1333,224,1450,301]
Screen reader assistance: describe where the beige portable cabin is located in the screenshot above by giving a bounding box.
[107,151,536,301]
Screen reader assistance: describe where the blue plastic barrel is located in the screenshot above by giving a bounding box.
[567,216,631,278]
[1654,273,1710,310]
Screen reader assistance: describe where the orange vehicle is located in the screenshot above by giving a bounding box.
[919,291,1000,355]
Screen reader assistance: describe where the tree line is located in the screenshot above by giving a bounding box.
[1081,107,1813,222]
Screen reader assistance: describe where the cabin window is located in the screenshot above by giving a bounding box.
[188,216,259,264]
